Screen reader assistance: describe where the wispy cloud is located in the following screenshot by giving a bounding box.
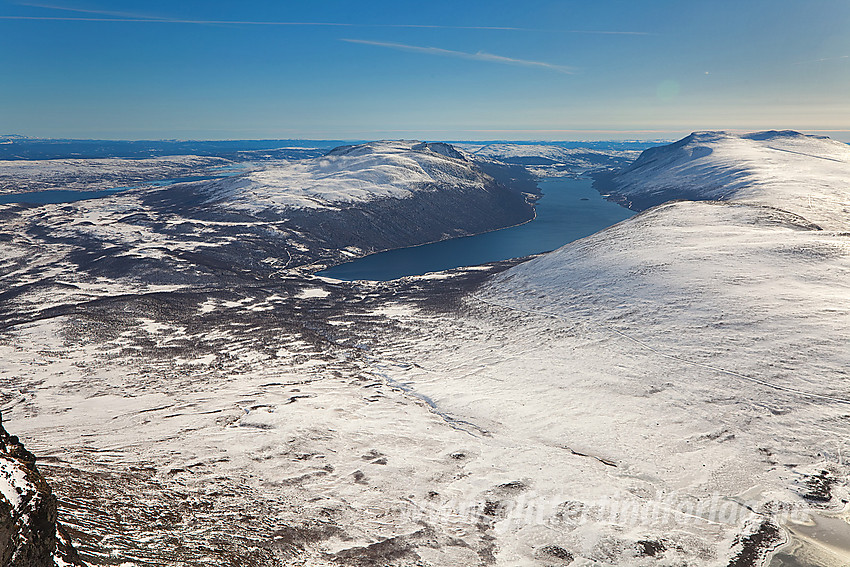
[6,2,649,34]
[0,15,646,34]
[17,1,173,21]
[0,14,356,26]
[792,55,849,65]
[341,39,576,74]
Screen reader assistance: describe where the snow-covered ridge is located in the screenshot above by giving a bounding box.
[192,140,490,212]
[601,130,850,230]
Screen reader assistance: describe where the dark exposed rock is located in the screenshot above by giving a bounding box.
[801,469,835,503]
[726,520,781,567]
[537,544,574,564]
[0,413,85,567]
[494,480,527,494]
[635,538,666,557]
[329,526,437,566]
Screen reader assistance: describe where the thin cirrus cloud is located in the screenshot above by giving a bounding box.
[7,1,649,34]
[341,38,576,74]
[0,16,532,29]
[792,55,849,65]
[15,1,178,21]
[4,3,508,28]
[0,14,645,34]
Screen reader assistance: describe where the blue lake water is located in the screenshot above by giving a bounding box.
[0,188,124,205]
[0,173,237,205]
[317,177,635,281]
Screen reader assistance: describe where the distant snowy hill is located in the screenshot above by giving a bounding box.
[140,140,536,267]
[598,130,850,229]
[457,142,642,178]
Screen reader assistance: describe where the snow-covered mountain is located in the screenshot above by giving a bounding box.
[190,140,509,212]
[452,131,850,565]
[598,130,850,229]
[131,140,536,268]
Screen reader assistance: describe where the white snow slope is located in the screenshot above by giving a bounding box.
[434,131,850,564]
[0,456,33,511]
[193,140,490,212]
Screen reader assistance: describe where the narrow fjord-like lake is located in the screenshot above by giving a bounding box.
[0,173,238,205]
[317,177,635,281]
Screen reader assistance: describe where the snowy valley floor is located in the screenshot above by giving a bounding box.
[0,262,546,566]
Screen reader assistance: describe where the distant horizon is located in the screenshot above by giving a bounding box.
[2,128,849,144]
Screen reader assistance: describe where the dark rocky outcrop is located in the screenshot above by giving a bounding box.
[0,413,84,567]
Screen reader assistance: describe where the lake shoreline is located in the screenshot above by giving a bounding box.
[317,177,635,282]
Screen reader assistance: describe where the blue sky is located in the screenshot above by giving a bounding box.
[1,0,848,140]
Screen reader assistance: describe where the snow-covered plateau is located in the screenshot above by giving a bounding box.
[456,143,643,178]
[0,155,232,194]
[1,132,848,567]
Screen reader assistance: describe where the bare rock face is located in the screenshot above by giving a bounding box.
[0,413,82,567]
